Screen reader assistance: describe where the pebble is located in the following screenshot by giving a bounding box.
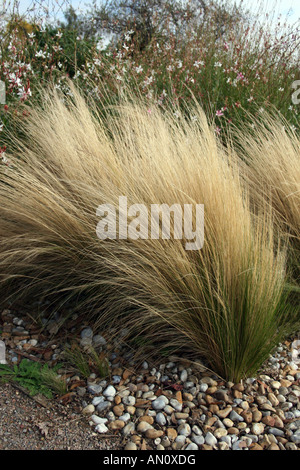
[122,422,135,436]
[251,423,265,435]
[178,423,191,437]
[81,327,93,338]
[2,309,299,452]
[152,396,169,410]
[91,415,108,425]
[103,385,116,397]
[205,432,218,447]
[156,412,167,426]
[95,423,108,434]
[82,404,95,415]
[180,369,188,382]
[93,334,106,346]
[137,421,153,433]
[87,384,103,395]
[124,442,137,450]
[145,429,164,439]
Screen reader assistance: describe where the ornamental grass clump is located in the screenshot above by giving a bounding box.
[232,112,300,290]
[0,85,295,382]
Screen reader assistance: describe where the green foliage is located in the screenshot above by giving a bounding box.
[0,359,67,398]
[63,344,109,379]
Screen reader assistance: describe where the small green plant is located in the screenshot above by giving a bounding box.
[0,359,67,398]
[64,344,109,379]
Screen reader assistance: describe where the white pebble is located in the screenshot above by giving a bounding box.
[95,423,108,433]
[103,385,116,397]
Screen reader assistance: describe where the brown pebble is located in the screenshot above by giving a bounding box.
[135,399,150,407]
[233,383,244,392]
[206,417,218,427]
[131,435,142,444]
[216,406,232,418]
[272,415,284,428]
[166,428,178,440]
[241,410,253,424]
[175,412,189,420]
[113,404,124,417]
[126,406,136,415]
[252,409,262,422]
[114,396,122,405]
[145,429,164,439]
[108,420,125,430]
[233,390,243,399]
[250,443,263,451]
[175,391,182,403]
[280,379,292,388]
[200,444,213,450]
[262,416,275,427]
[268,443,280,450]
[183,392,193,402]
[227,427,239,435]
[122,369,133,380]
[146,376,157,384]
[139,415,154,425]
[207,386,218,394]
[209,404,219,414]
[205,395,215,404]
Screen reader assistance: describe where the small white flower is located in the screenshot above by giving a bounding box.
[135,65,143,74]
[35,50,45,58]
[143,76,153,87]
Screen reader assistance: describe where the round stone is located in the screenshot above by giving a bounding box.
[108,420,125,430]
[251,423,265,435]
[145,429,164,439]
[177,423,191,437]
[91,415,108,425]
[156,412,167,426]
[186,443,198,450]
[205,431,217,447]
[103,385,116,397]
[180,369,188,382]
[152,396,169,410]
[82,404,95,415]
[81,327,93,339]
[124,442,137,450]
[95,423,108,433]
[137,421,153,433]
[122,422,136,436]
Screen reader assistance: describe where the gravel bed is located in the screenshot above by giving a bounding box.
[0,306,299,451]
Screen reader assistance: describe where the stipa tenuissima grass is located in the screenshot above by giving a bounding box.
[0,85,295,381]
